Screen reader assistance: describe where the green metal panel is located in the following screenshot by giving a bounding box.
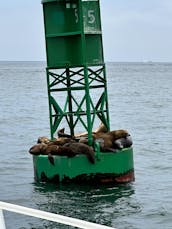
[33,147,134,183]
[42,0,104,67]
[82,1,101,33]
[43,1,80,34]
[85,35,103,65]
[46,35,82,68]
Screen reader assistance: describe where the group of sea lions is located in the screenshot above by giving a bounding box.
[29,140,95,165]
[29,123,133,165]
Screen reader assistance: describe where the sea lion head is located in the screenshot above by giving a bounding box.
[37,136,50,144]
[29,143,47,155]
[111,129,130,140]
[94,123,108,133]
[114,135,133,149]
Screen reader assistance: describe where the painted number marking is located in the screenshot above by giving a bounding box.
[74,9,96,24]
[75,8,79,23]
[88,10,95,24]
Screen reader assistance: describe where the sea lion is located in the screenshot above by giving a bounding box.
[94,138,116,152]
[78,137,89,144]
[64,142,95,164]
[53,137,76,146]
[94,122,108,134]
[43,143,95,165]
[57,128,74,138]
[94,129,129,141]
[29,143,47,155]
[45,144,76,157]
[29,142,95,165]
[114,135,133,149]
[45,143,95,164]
[44,144,77,165]
[37,136,50,144]
[29,143,55,165]
[112,129,129,139]
[75,123,108,138]
[93,129,130,152]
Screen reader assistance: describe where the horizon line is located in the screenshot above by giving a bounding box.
[0,60,172,64]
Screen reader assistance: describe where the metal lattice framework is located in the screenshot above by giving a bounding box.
[47,65,110,143]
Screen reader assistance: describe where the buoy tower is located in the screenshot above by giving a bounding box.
[42,0,110,144]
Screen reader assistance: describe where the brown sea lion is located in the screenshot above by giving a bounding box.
[64,142,95,164]
[29,143,55,165]
[53,137,76,146]
[94,138,116,152]
[45,144,76,157]
[93,129,130,152]
[29,142,95,165]
[45,143,95,165]
[93,122,108,134]
[37,136,50,144]
[75,123,108,138]
[57,128,74,138]
[110,129,129,140]
[114,135,133,149]
[44,142,95,165]
[44,144,76,165]
[29,138,76,155]
[94,129,129,141]
[78,137,89,144]
[29,142,71,165]
[29,143,47,155]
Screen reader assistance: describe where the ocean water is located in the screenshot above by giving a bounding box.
[0,61,172,229]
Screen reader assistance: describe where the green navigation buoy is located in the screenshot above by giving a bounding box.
[32,0,135,184]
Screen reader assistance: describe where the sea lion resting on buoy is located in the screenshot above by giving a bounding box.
[29,143,47,155]
[29,142,95,165]
[57,128,75,139]
[56,123,108,144]
[57,123,108,139]
[75,122,108,138]
[70,129,131,151]
[37,136,50,144]
[53,137,76,145]
[29,142,73,165]
[46,143,95,164]
[93,129,131,152]
[58,128,132,150]
[113,135,133,150]
[37,135,76,146]
[64,142,95,164]
[34,128,131,157]
[94,129,129,141]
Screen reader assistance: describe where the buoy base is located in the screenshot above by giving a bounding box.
[40,170,135,185]
[33,147,134,185]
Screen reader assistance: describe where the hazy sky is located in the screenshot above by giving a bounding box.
[0,0,172,62]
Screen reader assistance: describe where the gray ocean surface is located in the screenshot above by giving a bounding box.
[0,61,172,229]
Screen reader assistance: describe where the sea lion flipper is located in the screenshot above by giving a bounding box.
[57,128,73,138]
[86,152,95,164]
[48,153,55,166]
